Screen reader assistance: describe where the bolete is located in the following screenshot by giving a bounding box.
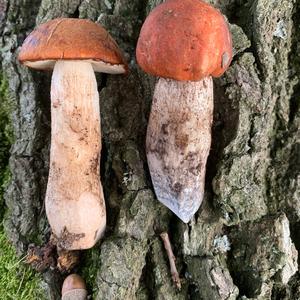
[62,274,87,300]
[136,0,232,222]
[18,18,127,249]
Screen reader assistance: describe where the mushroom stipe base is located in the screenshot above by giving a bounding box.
[146,77,213,223]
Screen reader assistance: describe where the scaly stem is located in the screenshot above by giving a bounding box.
[146,77,213,222]
[46,60,106,250]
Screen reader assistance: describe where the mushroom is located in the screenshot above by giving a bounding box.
[62,274,87,299]
[18,18,127,249]
[136,0,232,223]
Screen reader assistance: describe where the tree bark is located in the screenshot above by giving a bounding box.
[0,0,299,299]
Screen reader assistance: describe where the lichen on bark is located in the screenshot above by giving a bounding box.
[0,0,299,299]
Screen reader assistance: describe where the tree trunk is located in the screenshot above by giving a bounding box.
[0,0,299,299]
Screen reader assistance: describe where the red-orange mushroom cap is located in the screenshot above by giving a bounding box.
[62,274,86,295]
[18,18,128,74]
[136,0,232,81]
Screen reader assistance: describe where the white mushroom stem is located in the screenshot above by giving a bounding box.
[146,77,213,223]
[46,60,106,250]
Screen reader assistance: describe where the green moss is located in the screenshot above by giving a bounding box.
[81,247,101,297]
[0,74,13,220]
[0,74,45,299]
[0,229,46,300]
[0,74,13,145]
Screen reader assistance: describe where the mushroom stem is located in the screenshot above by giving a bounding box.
[146,77,213,223]
[46,60,106,250]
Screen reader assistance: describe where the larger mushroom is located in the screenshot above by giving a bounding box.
[18,18,127,249]
[136,0,232,223]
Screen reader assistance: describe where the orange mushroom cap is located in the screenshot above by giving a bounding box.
[18,18,128,73]
[62,274,86,295]
[136,0,232,81]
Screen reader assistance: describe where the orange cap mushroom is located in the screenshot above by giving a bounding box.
[18,18,128,250]
[136,0,232,222]
[137,0,232,81]
[62,274,87,299]
[19,18,127,73]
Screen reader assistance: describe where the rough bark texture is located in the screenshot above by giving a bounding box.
[0,0,299,299]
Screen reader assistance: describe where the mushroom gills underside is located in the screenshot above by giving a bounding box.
[23,59,126,74]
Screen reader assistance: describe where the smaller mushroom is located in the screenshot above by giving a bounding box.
[18,18,127,249]
[136,0,232,222]
[62,274,87,300]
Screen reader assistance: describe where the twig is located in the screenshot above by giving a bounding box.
[160,232,181,290]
